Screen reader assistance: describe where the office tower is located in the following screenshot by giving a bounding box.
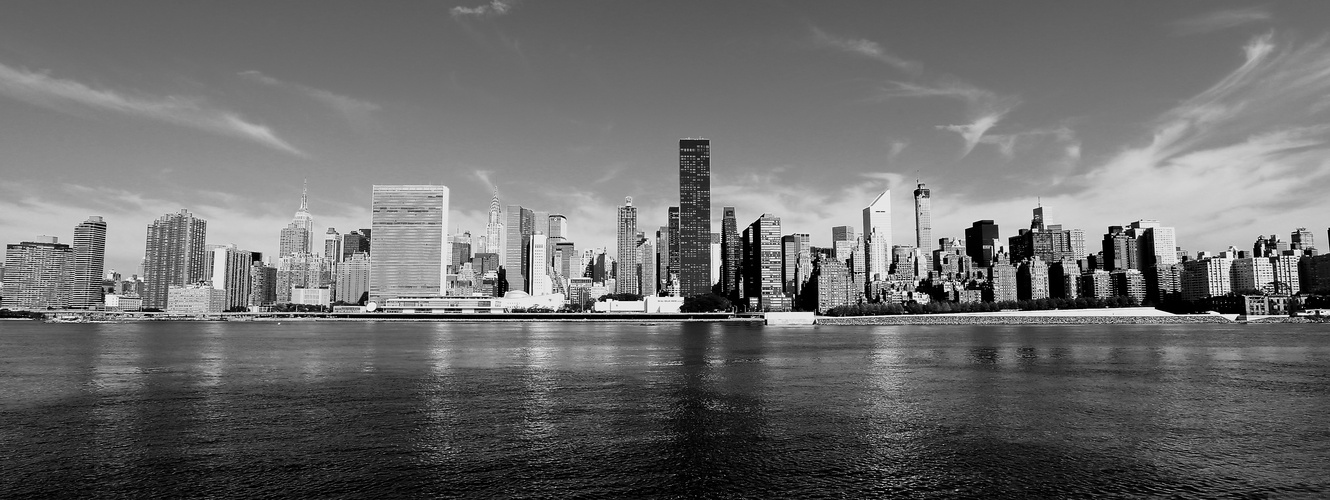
[637,234,656,297]
[533,211,551,238]
[549,214,568,241]
[370,185,449,301]
[913,183,933,260]
[667,206,680,286]
[721,207,741,299]
[503,204,535,293]
[1111,270,1146,303]
[143,209,208,309]
[210,245,253,310]
[450,232,472,272]
[529,233,552,296]
[276,253,330,303]
[485,188,504,255]
[741,214,786,311]
[324,228,342,262]
[678,138,712,297]
[336,253,371,304]
[616,197,639,295]
[1299,254,1330,294]
[553,242,575,282]
[2,237,74,309]
[862,190,892,280]
[815,256,853,313]
[342,230,369,261]
[279,180,315,256]
[1016,257,1049,300]
[710,232,722,290]
[1291,227,1315,252]
[832,225,856,261]
[655,227,670,293]
[965,220,999,267]
[71,216,107,308]
[782,234,810,296]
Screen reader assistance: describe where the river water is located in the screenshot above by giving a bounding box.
[2,321,1327,498]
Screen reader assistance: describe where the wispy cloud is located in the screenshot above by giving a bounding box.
[472,169,496,189]
[0,61,305,157]
[451,0,513,19]
[882,79,1021,156]
[239,70,379,123]
[811,27,922,75]
[1172,7,1271,36]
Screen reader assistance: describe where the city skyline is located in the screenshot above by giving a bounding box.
[4,2,1330,273]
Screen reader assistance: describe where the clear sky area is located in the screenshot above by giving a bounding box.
[3,1,1329,272]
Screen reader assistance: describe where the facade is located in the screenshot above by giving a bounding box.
[678,139,713,297]
[1049,258,1080,299]
[166,283,226,315]
[1291,227,1315,252]
[104,294,142,311]
[342,231,369,260]
[1298,254,1330,295]
[814,257,853,313]
[637,236,656,297]
[742,214,786,311]
[276,254,330,303]
[249,262,276,307]
[616,197,639,295]
[143,209,208,310]
[1102,226,1139,271]
[1230,257,1274,293]
[1129,220,1178,267]
[548,214,568,241]
[862,190,892,280]
[832,225,856,261]
[1145,263,1182,304]
[965,220,999,267]
[370,185,449,302]
[1081,270,1113,299]
[1269,254,1301,295]
[913,183,932,266]
[71,216,107,308]
[291,286,332,307]
[2,237,74,309]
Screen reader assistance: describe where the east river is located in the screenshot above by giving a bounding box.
[2,321,1327,498]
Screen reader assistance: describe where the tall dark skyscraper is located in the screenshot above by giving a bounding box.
[720,206,741,300]
[678,138,712,297]
[667,206,680,287]
[616,197,638,295]
[964,220,999,268]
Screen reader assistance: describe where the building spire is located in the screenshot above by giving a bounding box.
[300,178,309,211]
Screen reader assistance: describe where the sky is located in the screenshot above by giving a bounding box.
[3,1,1330,274]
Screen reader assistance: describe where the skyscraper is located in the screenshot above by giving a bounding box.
[913,183,932,259]
[721,206,741,299]
[782,233,810,296]
[528,232,552,296]
[964,220,999,267]
[678,138,712,297]
[210,244,253,310]
[741,214,786,311]
[548,214,568,241]
[503,204,534,293]
[370,185,449,302]
[862,190,891,280]
[143,209,208,309]
[667,206,680,290]
[71,216,107,308]
[324,228,342,262]
[280,180,315,256]
[485,188,504,255]
[832,225,856,261]
[616,197,639,295]
[1291,227,1315,252]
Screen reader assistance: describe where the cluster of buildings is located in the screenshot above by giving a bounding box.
[4,139,1330,315]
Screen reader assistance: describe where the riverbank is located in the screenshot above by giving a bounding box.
[817,307,1233,325]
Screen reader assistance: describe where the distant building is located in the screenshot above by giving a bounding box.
[1049,258,1080,299]
[210,245,255,310]
[782,233,811,296]
[370,185,449,302]
[104,294,142,311]
[166,283,226,315]
[965,220,999,268]
[1081,270,1113,299]
[324,228,342,262]
[814,256,853,313]
[914,183,933,268]
[1017,258,1049,300]
[249,262,276,307]
[863,190,892,280]
[678,139,712,297]
[1111,269,1146,303]
[742,214,787,311]
[291,286,331,307]
[71,216,107,308]
[143,209,208,310]
[616,197,638,295]
[1181,253,1235,301]
[503,204,534,294]
[336,253,371,305]
[2,237,73,309]
[721,207,742,300]
[987,260,1017,302]
[1230,257,1274,293]
[1299,254,1330,295]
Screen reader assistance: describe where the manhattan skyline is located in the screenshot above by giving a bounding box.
[4,1,1330,273]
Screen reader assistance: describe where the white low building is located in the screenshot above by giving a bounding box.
[104,294,143,311]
